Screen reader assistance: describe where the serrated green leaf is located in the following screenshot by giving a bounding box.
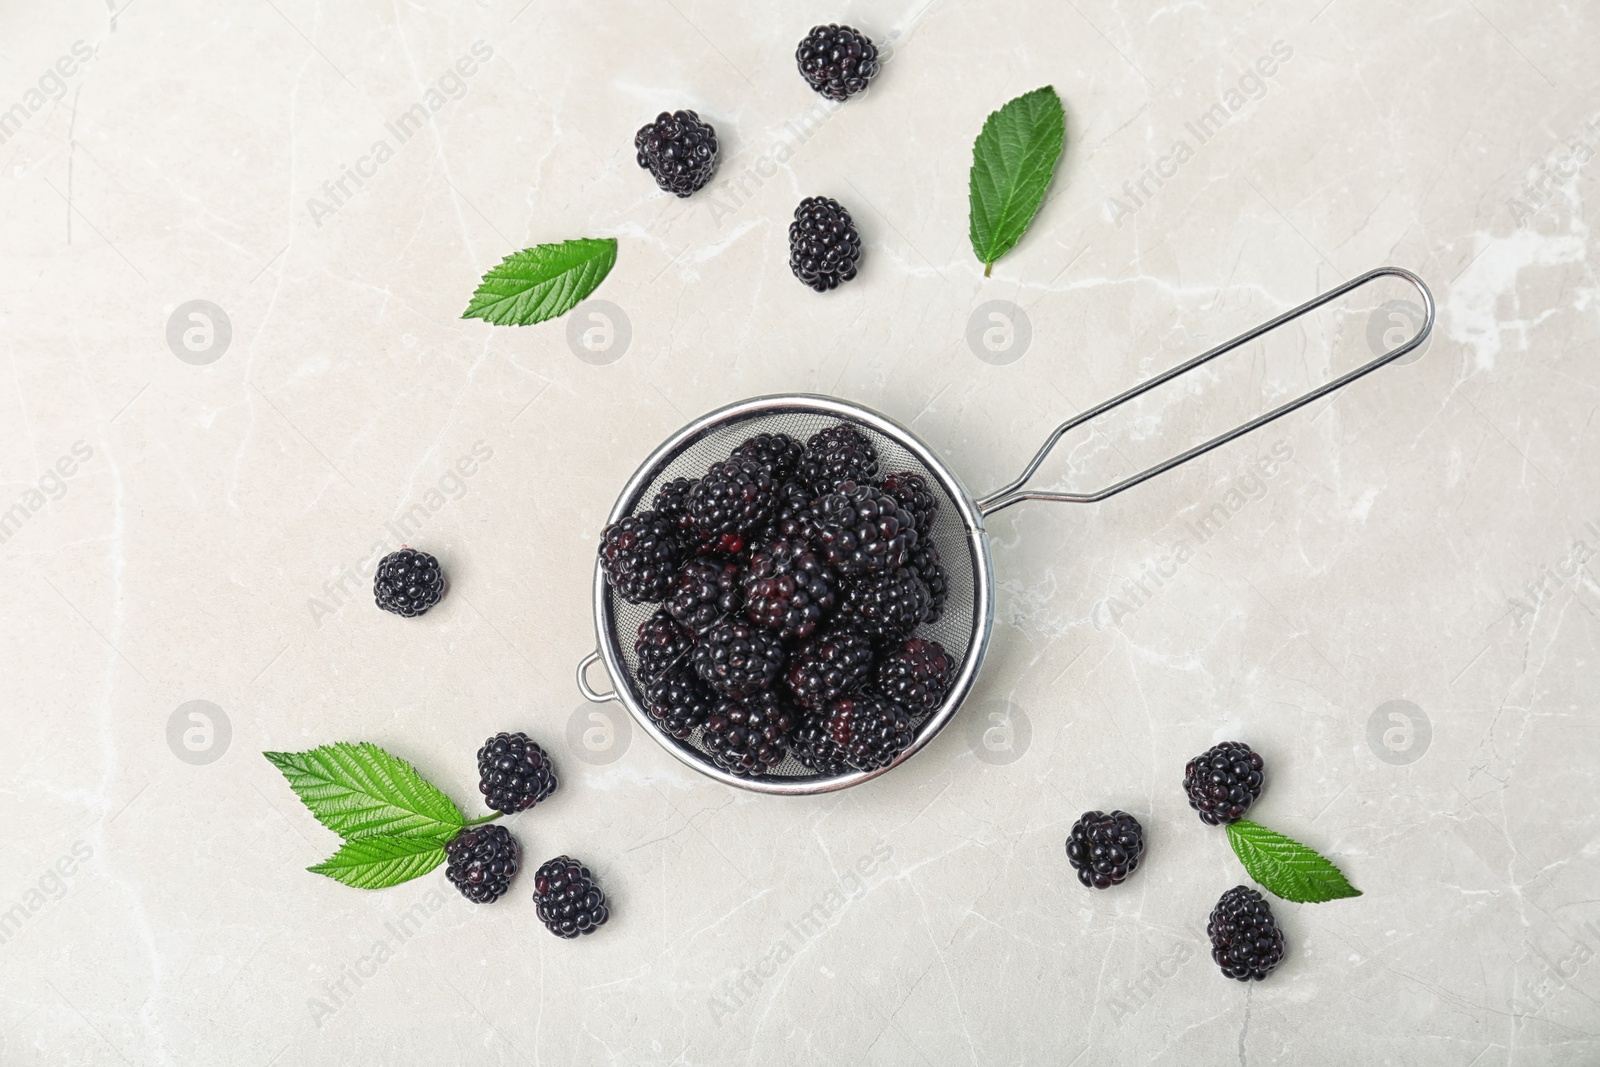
[461,238,617,326]
[307,834,449,890]
[1227,820,1362,904]
[263,743,464,842]
[968,86,1066,277]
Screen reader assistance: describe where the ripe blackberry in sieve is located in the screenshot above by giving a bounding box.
[702,689,798,777]
[743,538,837,640]
[881,471,939,537]
[666,556,745,635]
[731,432,804,483]
[652,477,699,535]
[1183,741,1265,825]
[837,566,930,642]
[600,511,684,604]
[909,541,949,624]
[789,196,862,292]
[445,825,519,904]
[873,637,954,716]
[634,609,696,684]
[533,855,610,938]
[687,455,778,537]
[827,692,915,772]
[787,626,875,710]
[643,663,717,740]
[812,481,917,576]
[634,109,719,197]
[374,548,445,617]
[1208,886,1286,980]
[798,424,880,495]
[757,480,821,544]
[789,710,851,775]
[692,618,788,697]
[476,732,558,815]
[1064,810,1144,890]
[795,24,879,101]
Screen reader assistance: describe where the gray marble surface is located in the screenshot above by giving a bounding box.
[2,0,1597,1063]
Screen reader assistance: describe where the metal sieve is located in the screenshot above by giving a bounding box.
[577,267,1435,794]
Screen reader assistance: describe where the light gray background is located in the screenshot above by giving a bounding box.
[2,0,1597,1063]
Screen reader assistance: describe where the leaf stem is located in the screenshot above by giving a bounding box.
[461,812,503,827]
[984,261,993,278]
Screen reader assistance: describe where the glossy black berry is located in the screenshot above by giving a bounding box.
[743,539,836,640]
[789,709,851,775]
[1208,886,1286,980]
[827,692,915,771]
[533,856,610,938]
[687,455,778,538]
[476,732,558,815]
[1064,810,1144,890]
[600,511,684,604]
[634,609,696,684]
[838,566,930,642]
[703,689,798,777]
[880,471,939,537]
[789,196,862,292]
[730,433,804,483]
[757,479,821,544]
[445,825,519,904]
[692,618,787,697]
[1183,741,1265,825]
[909,541,949,625]
[795,24,879,101]
[873,637,954,716]
[643,663,717,740]
[798,424,879,495]
[787,627,875,710]
[652,477,699,536]
[813,481,917,576]
[374,548,445,617]
[635,109,719,197]
[666,556,745,635]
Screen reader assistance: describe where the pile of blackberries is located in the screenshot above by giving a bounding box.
[599,424,957,777]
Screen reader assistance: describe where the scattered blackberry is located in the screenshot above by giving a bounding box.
[702,689,798,776]
[692,618,788,696]
[731,433,804,483]
[795,24,879,101]
[373,548,445,617]
[1208,886,1286,981]
[666,556,745,635]
[812,481,917,576]
[827,693,915,771]
[444,825,519,904]
[838,566,930,642]
[743,539,836,640]
[600,511,684,604]
[787,627,875,710]
[789,710,851,775]
[634,609,696,683]
[1064,810,1145,890]
[873,638,954,716]
[533,856,610,938]
[643,663,717,740]
[634,110,719,197]
[476,732,558,814]
[881,471,939,537]
[799,424,879,495]
[1183,741,1266,825]
[909,542,949,625]
[687,455,778,537]
[789,196,863,292]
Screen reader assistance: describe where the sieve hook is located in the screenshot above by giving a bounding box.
[577,650,618,703]
[974,266,1434,517]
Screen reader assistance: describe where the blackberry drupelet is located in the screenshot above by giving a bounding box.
[789,196,863,292]
[827,693,916,771]
[600,511,684,604]
[1207,886,1286,980]
[798,424,880,495]
[731,432,804,483]
[787,627,876,710]
[795,24,879,101]
[812,481,917,576]
[1183,741,1266,825]
[838,566,930,642]
[476,732,558,814]
[533,856,610,938]
[643,663,717,740]
[374,548,445,617]
[873,637,954,716]
[686,455,778,537]
[634,609,696,684]
[1064,810,1145,890]
[692,618,788,696]
[666,556,745,635]
[880,471,939,537]
[634,110,719,197]
[909,542,949,624]
[789,710,851,775]
[444,825,519,904]
[743,539,836,640]
[702,689,798,776]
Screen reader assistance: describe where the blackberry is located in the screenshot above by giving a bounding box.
[373,548,445,617]
[758,480,820,544]
[880,471,939,537]
[634,109,719,197]
[702,689,798,777]
[1064,810,1145,890]
[600,511,684,604]
[643,663,717,740]
[652,477,699,536]
[789,710,851,775]
[730,433,804,483]
[798,424,879,495]
[827,693,915,771]
[692,618,787,696]
[743,539,836,640]
[1208,886,1286,981]
[634,609,696,683]
[687,456,777,537]
[838,566,930,641]
[1183,741,1265,825]
[909,542,949,625]
[789,196,862,292]
[812,481,917,576]
[444,825,519,904]
[873,638,954,716]
[795,24,879,101]
[533,856,610,938]
[666,556,745,635]
[787,627,875,710]
[476,732,558,815]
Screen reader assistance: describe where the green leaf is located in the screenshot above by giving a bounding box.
[1226,820,1362,904]
[968,86,1066,277]
[307,834,449,890]
[263,743,464,842]
[461,238,618,326]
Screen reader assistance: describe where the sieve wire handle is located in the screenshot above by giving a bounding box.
[973,266,1434,517]
[577,650,618,703]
